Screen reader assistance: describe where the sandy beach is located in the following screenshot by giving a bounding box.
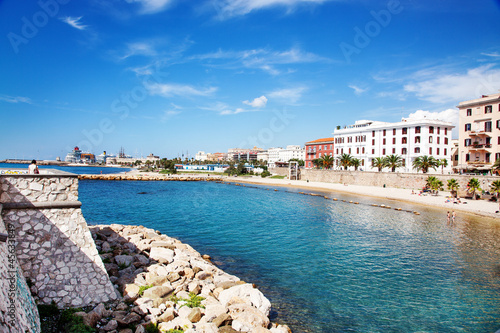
[223,176,500,220]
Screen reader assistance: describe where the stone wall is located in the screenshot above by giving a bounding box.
[0,170,118,309]
[0,208,40,333]
[271,168,497,196]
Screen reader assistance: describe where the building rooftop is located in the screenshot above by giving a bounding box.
[305,137,335,144]
[458,92,500,108]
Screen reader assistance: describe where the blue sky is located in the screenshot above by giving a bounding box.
[1,0,499,160]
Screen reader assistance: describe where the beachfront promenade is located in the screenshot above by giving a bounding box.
[82,171,500,220]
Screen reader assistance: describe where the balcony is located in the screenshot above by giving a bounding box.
[467,143,492,151]
[469,129,491,137]
[467,160,492,165]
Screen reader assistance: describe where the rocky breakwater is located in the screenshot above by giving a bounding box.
[80,224,291,333]
[79,174,223,182]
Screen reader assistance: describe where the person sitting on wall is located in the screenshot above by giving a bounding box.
[28,160,39,174]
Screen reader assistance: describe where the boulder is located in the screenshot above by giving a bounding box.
[218,284,271,316]
[228,303,270,332]
[149,247,174,264]
[270,324,292,333]
[115,255,134,267]
[211,313,232,328]
[103,319,118,331]
[142,286,173,299]
[158,308,175,322]
[116,312,142,326]
[187,308,202,323]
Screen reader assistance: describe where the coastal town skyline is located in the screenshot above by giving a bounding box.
[1,0,500,160]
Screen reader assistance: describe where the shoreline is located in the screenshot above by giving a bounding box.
[223,176,500,220]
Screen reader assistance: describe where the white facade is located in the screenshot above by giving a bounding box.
[257,151,269,162]
[333,119,454,173]
[195,151,208,162]
[267,145,305,168]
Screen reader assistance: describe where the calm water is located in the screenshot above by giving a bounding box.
[0,163,131,175]
[79,180,500,332]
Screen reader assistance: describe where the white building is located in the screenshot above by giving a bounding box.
[333,119,454,173]
[257,151,269,162]
[195,151,208,162]
[267,145,305,168]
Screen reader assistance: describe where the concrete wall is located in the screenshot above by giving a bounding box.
[271,168,497,196]
[0,170,118,309]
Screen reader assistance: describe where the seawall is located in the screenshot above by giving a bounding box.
[0,169,118,312]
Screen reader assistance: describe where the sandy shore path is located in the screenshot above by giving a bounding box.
[224,176,500,220]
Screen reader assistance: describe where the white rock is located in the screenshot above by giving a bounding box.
[218,284,271,316]
[150,247,174,263]
[229,303,270,332]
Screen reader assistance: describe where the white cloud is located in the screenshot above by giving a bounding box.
[125,0,174,14]
[243,95,267,108]
[121,42,158,59]
[481,52,500,58]
[161,109,181,122]
[191,46,329,75]
[407,108,459,137]
[213,0,332,18]
[0,95,32,104]
[60,16,88,30]
[404,64,500,104]
[199,102,249,115]
[146,83,217,98]
[268,87,307,104]
[348,84,367,95]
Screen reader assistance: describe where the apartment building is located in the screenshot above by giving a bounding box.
[333,118,454,172]
[458,92,500,170]
[304,138,334,168]
[267,145,305,168]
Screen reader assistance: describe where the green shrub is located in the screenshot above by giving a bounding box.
[261,170,271,178]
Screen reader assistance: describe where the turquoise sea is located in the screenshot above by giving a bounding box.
[77,179,500,333]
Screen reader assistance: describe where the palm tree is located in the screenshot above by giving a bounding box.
[412,155,439,173]
[467,178,482,200]
[337,153,352,170]
[385,154,403,172]
[321,155,334,169]
[427,176,443,195]
[350,158,361,171]
[493,159,500,175]
[439,158,448,174]
[447,179,460,198]
[490,180,500,200]
[312,158,322,169]
[372,157,386,172]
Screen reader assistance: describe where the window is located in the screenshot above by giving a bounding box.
[429,136,433,143]
[402,137,407,144]
[402,128,407,134]
[402,148,407,154]
[497,120,500,129]
[382,148,386,155]
[486,153,491,163]
[444,138,448,144]
[466,154,470,162]
[393,128,396,135]
[341,148,343,154]
[415,126,421,134]
[485,121,492,132]
[465,139,471,146]
[324,145,328,150]
[465,123,471,131]
[429,126,434,134]
[357,148,359,154]
[319,146,322,150]
[437,137,440,144]
[372,149,375,154]
[415,147,420,153]
[349,148,351,154]
[437,148,440,155]
[383,129,386,136]
[466,108,472,116]
[372,139,375,145]
[415,136,420,143]
[392,148,396,154]
[444,148,447,156]
[336,148,339,154]
[402,159,406,167]
[498,137,500,145]
[429,147,432,155]
[372,130,375,137]
[445,128,448,135]
[383,138,386,145]
[362,147,365,154]
[392,138,396,144]
[437,127,440,135]
[496,153,500,162]
[485,105,492,113]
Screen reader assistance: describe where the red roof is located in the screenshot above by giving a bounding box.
[305,137,335,144]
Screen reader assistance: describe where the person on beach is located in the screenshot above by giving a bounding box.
[452,211,456,223]
[447,211,450,223]
[28,160,39,174]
